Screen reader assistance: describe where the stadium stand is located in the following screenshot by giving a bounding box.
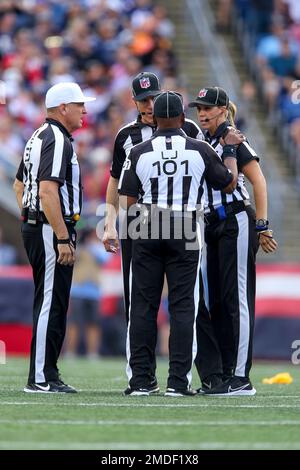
[232,0,300,182]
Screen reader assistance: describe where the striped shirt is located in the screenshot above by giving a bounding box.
[16,118,82,217]
[110,115,203,180]
[203,121,259,213]
[118,128,233,211]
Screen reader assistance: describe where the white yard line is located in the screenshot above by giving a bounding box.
[0,418,300,426]
[0,376,23,380]
[0,440,299,450]
[2,384,299,398]
[0,401,300,409]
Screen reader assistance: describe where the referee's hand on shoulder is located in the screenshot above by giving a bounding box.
[102,225,119,253]
[220,127,245,146]
[57,241,76,266]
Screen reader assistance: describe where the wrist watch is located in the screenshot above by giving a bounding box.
[255,218,269,231]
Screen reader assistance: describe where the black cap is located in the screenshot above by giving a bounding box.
[188,86,229,108]
[132,72,161,101]
[153,91,184,118]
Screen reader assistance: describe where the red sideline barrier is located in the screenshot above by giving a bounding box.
[1,263,300,355]
[256,263,300,317]
[0,266,32,278]
[0,324,31,355]
[0,266,33,354]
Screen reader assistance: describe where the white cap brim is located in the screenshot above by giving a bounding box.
[77,96,96,103]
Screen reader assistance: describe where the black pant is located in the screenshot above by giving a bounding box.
[122,214,221,386]
[194,219,223,383]
[194,270,223,381]
[200,206,259,378]
[120,236,133,325]
[121,215,158,383]
[22,221,75,384]
[127,216,200,391]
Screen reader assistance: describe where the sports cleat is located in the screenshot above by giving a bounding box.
[149,377,160,393]
[123,387,152,396]
[51,379,77,393]
[24,380,77,394]
[196,374,223,394]
[124,381,160,396]
[204,376,256,397]
[165,387,197,397]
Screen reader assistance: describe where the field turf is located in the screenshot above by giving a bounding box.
[0,357,299,450]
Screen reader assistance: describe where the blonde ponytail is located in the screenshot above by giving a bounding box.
[227,100,237,128]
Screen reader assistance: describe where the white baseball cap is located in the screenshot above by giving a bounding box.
[45,82,96,108]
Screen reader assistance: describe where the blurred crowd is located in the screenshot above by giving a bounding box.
[0,0,188,218]
[218,0,300,174]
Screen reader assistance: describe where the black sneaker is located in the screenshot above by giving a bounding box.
[50,379,77,393]
[149,377,160,393]
[196,374,223,394]
[165,387,197,397]
[24,380,77,394]
[123,387,152,396]
[204,376,256,397]
[124,380,159,396]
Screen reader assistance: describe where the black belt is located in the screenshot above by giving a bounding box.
[22,208,77,226]
[204,200,250,225]
[142,204,196,219]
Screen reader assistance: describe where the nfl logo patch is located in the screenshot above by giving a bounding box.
[198,88,208,98]
[140,77,151,89]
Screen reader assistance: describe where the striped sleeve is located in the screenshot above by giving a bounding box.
[183,119,204,140]
[110,129,130,179]
[118,150,141,197]
[237,141,259,171]
[38,125,70,184]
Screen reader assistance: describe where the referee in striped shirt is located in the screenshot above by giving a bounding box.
[118,91,235,396]
[189,87,277,396]
[102,72,202,393]
[13,82,95,394]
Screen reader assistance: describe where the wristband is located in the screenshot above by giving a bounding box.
[259,230,273,238]
[223,145,237,158]
[255,218,269,232]
[57,238,71,244]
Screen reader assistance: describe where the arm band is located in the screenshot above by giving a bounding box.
[57,239,71,244]
[223,145,237,159]
[255,225,269,232]
[258,230,273,238]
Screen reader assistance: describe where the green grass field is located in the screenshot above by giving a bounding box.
[0,357,299,450]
